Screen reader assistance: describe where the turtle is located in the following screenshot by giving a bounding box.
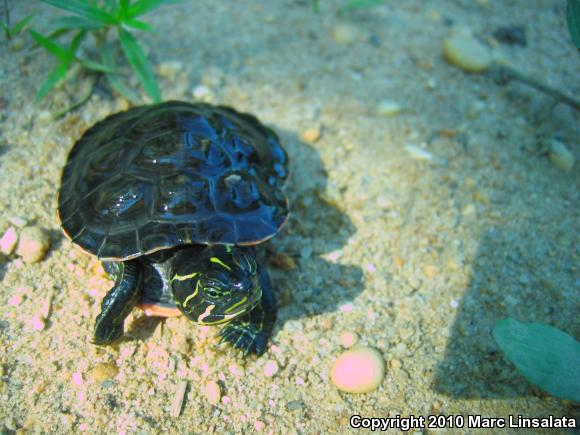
[57,101,289,356]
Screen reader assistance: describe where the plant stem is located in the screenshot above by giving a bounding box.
[491,63,580,112]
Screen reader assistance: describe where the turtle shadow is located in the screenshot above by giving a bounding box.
[267,130,363,333]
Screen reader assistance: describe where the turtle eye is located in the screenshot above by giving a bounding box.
[205,286,222,300]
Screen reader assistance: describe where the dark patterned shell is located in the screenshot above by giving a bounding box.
[58,101,288,260]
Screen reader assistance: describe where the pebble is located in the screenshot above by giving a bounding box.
[16,226,51,263]
[339,331,359,348]
[548,140,574,171]
[31,314,46,331]
[263,360,279,378]
[157,60,183,79]
[0,227,18,255]
[331,23,361,44]
[376,100,402,117]
[192,85,215,102]
[205,381,221,405]
[171,380,188,417]
[404,143,434,161]
[331,346,385,393]
[270,253,296,270]
[300,125,322,144]
[443,31,492,73]
[89,362,119,383]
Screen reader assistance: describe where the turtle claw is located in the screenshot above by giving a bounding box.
[219,322,268,356]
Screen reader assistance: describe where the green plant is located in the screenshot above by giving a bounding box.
[338,0,383,15]
[1,0,34,40]
[567,0,580,49]
[31,0,182,104]
[492,318,580,402]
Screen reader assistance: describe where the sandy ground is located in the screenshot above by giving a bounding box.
[0,0,579,433]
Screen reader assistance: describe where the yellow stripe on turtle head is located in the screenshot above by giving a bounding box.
[171,272,198,282]
[224,296,247,314]
[197,304,215,323]
[210,257,232,271]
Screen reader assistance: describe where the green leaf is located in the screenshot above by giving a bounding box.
[123,18,155,32]
[127,0,184,18]
[79,58,114,73]
[29,30,71,61]
[493,318,580,402]
[11,14,35,36]
[118,27,161,102]
[338,0,383,14]
[54,16,105,30]
[70,30,87,53]
[35,62,69,102]
[102,42,141,103]
[41,0,117,24]
[567,0,580,49]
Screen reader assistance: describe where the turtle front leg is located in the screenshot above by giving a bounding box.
[93,260,142,344]
[219,266,277,356]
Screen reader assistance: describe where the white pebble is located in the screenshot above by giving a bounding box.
[548,140,575,171]
[404,143,434,161]
[0,227,18,255]
[8,294,24,307]
[16,226,51,263]
[376,100,402,116]
[339,331,359,348]
[263,360,279,378]
[443,31,492,73]
[204,381,221,405]
[192,85,214,102]
[331,346,385,393]
[31,314,45,331]
[331,23,361,44]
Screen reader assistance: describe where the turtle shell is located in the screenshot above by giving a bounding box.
[58,101,289,260]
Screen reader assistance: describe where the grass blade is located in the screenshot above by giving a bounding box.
[79,58,115,73]
[35,62,69,102]
[11,14,35,36]
[54,16,105,30]
[123,18,155,32]
[127,0,184,18]
[29,30,71,61]
[41,0,116,24]
[567,0,580,49]
[338,0,383,14]
[102,42,140,103]
[70,30,87,52]
[118,27,161,102]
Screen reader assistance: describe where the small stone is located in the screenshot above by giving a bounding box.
[8,294,24,307]
[254,420,265,431]
[192,85,214,102]
[462,203,476,216]
[157,60,183,79]
[171,380,188,418]
[404,143,434,161]
[331,346,385,393]
[263,360,279,378]
[270,253,296,270]
[0,227,18,255]
[71,372,83,386]
[8,216,27,227]
[339,331,359,348]
[31,314,45,331]
[300,125,321,144]
[376,100,402,116]
[548,140,574,171]
[205,381,221,405]
[89,362,119,383]
[443,31,492,73]
[331,23,361,44]
[16,226,51,263]
[423,265,438,278]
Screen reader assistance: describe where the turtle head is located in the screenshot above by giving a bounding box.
[171,246,261,325]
